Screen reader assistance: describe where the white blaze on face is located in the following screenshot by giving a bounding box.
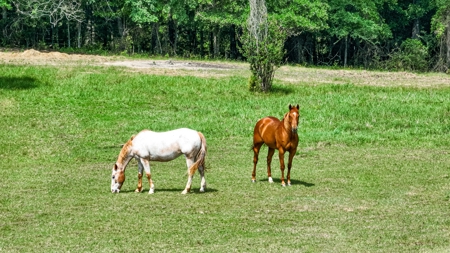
[111,164,126,193]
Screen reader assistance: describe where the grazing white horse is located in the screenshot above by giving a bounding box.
[111,128,207,194]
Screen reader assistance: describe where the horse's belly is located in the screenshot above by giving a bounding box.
[148,152,182,162]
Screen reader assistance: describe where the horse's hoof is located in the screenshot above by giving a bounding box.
[252,179,256,183]
[148,189,154,194]
[135,188,143,193]
[181,190,188,194]
[268,177,274,183]
[199,188,205,193]
[281,183,286,187]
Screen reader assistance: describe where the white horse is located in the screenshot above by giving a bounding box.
[111,128,207,194]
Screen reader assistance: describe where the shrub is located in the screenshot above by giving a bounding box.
[386,38,429,72]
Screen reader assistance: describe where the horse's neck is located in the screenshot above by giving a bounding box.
[117,140,133,166]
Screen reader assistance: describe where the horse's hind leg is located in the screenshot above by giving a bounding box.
[266,148,275,183]
[252,142,263,183]
[198,165,206,193]
[182,157,195,194]
[135,158,144,193]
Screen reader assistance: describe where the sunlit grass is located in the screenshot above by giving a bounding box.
[0,63,449,252]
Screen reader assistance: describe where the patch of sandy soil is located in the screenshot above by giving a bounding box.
[1,49,449,87]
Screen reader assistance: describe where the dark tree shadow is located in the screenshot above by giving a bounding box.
[270,85,295,95]
[0,77,39,90]
[258,178,315,187]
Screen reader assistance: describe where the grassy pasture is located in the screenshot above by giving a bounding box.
[0,61,450,252]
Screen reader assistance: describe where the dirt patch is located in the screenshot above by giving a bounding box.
[1,49,449,87]
[0,49,109,65]
[105,60,239,70]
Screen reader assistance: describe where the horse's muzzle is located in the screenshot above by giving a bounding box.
[292,128,298,134]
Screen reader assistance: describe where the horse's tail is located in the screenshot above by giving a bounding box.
[188,132,207,175]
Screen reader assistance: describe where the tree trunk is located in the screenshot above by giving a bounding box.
[213,27,220,58]
[151,22,162,55]
[209,31,214,56]
[117,17,124,37]
[230,25,237,59]
[200,30,204,57]
[344,35,348,67]
[77,21,81,48]
[168,17,177,56]
[296,36,305,64]
[67,20,71,48]
[412,18,420,39]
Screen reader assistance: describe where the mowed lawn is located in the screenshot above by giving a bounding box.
[0,62,449,252]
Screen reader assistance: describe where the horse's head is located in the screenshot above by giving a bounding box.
[111,163,126,193]
[111,136,135,193]
[287,104,300,133]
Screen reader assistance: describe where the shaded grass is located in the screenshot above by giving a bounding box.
[0,64,449,252]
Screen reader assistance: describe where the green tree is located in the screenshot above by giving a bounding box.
[125,0,199,56]
[0,0,11,45]
[432,0,450,72]
[241,0,286,92]
[13,0,84,48]
[267,0,329,64]
[328,0,392,67]
[196,0,247,58]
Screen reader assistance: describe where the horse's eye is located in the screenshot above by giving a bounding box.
[112,175,115,180]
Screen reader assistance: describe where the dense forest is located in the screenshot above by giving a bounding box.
[0,0,449,72]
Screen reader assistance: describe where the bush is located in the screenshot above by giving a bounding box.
[386,39,429,72]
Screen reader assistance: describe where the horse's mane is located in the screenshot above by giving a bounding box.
[117,135,135,164]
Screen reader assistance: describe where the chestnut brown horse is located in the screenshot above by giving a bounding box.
[252,104,300,186]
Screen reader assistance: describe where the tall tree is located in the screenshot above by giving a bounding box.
[328,0,392,67]
[0,0,11,44]
[125,0,198,56]
[241,0,286,92]
[196,0,247,58]
[432,0,450,71]
[13,0,84,47]
[267,0,328,63]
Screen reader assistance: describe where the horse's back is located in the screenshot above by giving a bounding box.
[132,128,201,161]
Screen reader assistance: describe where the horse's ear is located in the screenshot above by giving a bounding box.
[296,104,300,109]
[130,135,135,141]
[114,163,118,171]
[289,104,292,110]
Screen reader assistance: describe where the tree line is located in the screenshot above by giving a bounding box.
[1,0,449,72]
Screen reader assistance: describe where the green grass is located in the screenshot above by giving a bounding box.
[1,63,449,252]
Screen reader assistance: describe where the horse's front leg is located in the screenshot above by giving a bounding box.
[135,158,144,193]
[278,149,286,186]
[140,158,154,194]
[287,150,296,186]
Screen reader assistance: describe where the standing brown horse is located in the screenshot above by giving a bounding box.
[252,104,300,186]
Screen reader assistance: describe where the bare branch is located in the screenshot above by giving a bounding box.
[13,0,84,26]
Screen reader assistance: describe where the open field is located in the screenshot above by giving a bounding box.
[0,51,450,252]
